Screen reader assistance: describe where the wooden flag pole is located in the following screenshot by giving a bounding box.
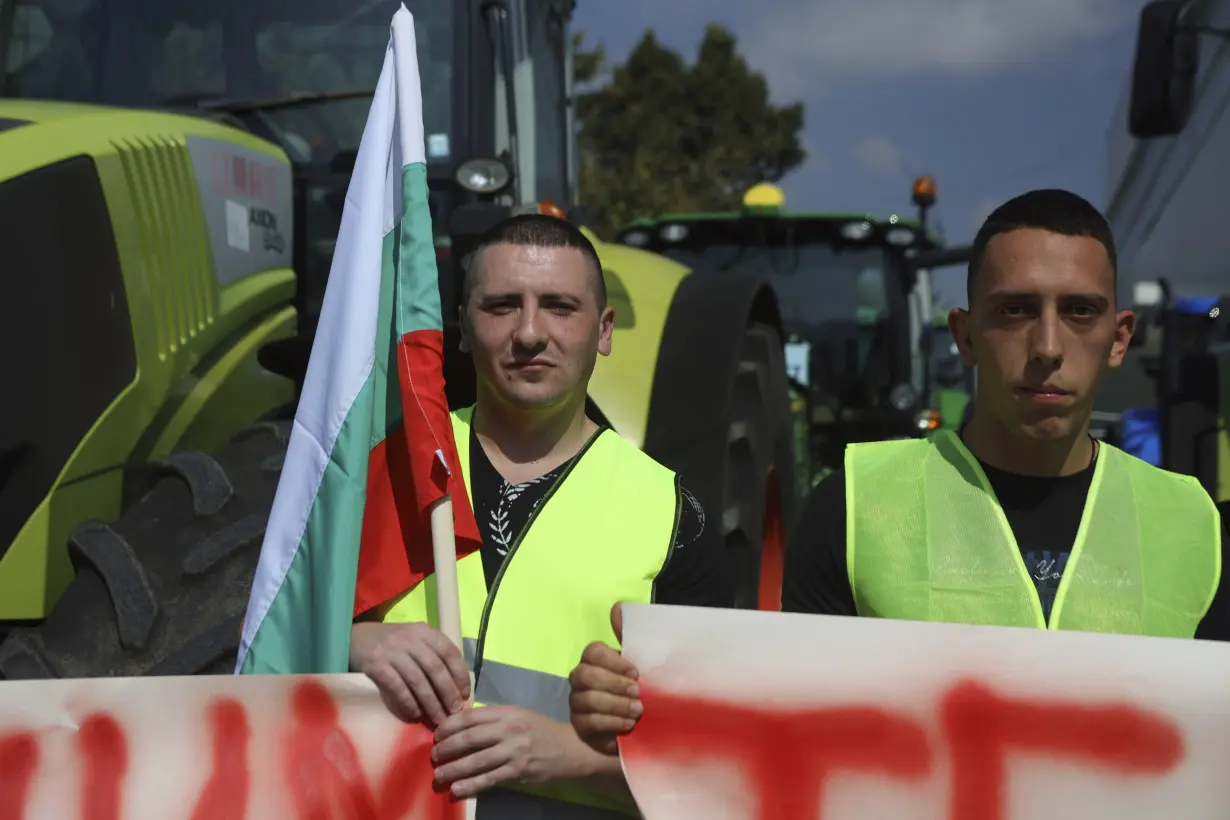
[429,494,464,651]
[429,493,477,820]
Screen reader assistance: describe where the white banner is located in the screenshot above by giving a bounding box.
[7,606,1230,819]
[617,603,1230,820]
[0,672,461,820]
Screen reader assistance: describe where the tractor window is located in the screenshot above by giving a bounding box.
[0,155,136,557]
[0,0,456,165]
[501,0,568,204]
[641,217,910,399]
[523,0,569,206]
[651,229,891,333]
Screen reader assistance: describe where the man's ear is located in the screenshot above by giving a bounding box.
[1108,308,1136,369]
[597,305,615,357]
[458,306,470,352]
[948,307,976,367]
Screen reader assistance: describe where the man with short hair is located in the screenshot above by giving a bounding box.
[349,213,732,816]
[566,188,1230,758]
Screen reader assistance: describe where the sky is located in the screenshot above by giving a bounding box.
[572,0,1148,309]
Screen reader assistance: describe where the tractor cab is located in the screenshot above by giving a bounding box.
[618,177,946,471]
[0,0,578,373]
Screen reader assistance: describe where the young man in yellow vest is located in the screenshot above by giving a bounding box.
[347,213,733,816]
[565,188,1230,758]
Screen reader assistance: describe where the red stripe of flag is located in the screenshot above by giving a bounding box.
[353,328,482,618]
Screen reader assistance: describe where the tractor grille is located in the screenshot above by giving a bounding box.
[112,135,217,360]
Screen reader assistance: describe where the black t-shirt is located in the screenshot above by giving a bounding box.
[468,425,735,607]
[782,443,1230,641]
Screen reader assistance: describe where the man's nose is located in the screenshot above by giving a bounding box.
[513,305,547,348]
[1029,310,1063,366]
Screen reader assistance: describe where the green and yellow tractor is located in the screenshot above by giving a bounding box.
[0,0,797,679]
[925,309,975,431]
[616,176,967,483]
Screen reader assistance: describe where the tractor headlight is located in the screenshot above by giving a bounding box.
[455,157,512,195]
[841,221,872,241]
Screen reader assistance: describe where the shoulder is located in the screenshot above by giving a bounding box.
[781,467,857,615]
[1105,443,1219,509]
[797,467,847,529]
[653,483,734,607]
[674,485,707,548]
[844,436,931,475]
[594,428,674,474]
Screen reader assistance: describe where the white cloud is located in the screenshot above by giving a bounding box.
[852,134,906,178]
[741,0,1141,99]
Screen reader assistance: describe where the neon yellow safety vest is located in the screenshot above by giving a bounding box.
[846,429,1222,636]
[383,405,682,818]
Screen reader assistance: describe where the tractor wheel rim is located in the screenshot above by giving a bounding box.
[757,466,785,611]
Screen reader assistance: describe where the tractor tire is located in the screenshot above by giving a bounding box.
[645,313,798,611]
[719,323,797,609]
[0,421,290,679]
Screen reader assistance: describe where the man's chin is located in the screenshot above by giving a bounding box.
[497,384,572,410]
[1017,415,1077,441]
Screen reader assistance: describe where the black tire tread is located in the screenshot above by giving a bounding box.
[66,521,159,650]
[152,452,234,516]
[0,421,290,679]
[644,298,798,609]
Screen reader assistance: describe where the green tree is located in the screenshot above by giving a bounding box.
[572,24,806,239]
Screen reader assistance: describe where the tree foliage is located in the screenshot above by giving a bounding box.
[572,24,806,238]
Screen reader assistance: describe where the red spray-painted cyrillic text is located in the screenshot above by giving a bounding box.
[621,678,1185,820]
[0,680,461,820]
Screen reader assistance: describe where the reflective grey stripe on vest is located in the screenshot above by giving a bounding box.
[463,638,572,725]
[460,641,639,818]
[477,787,637,819]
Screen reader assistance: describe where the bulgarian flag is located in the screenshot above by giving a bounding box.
[235,5,482,676]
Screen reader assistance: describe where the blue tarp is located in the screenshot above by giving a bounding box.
[1173,296,1219,316]
[1120,406,1162,465]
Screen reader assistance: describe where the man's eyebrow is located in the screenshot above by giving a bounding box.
[478,291,583,302]
[1065,292,1111,306]
[539,291,583,302]
[984,290,1040,301]
[984,291,1110,306]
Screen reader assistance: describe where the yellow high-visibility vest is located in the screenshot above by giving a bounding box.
[384,405,681,817]
[846,430,1221,636]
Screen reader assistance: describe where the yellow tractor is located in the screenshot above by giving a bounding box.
[0,0,796,678]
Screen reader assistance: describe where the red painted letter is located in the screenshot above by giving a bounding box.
[282,680,462,820]
[190,698,251,820]
[77,714,127,820]
[0,731,38,820]
[622,685,933,820]
[941,679,1185,820]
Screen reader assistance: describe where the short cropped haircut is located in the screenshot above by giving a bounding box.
[461,213,606,309]
[967,189,1117,303]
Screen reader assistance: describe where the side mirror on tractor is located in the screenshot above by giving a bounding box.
[1128,0,1202,138]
